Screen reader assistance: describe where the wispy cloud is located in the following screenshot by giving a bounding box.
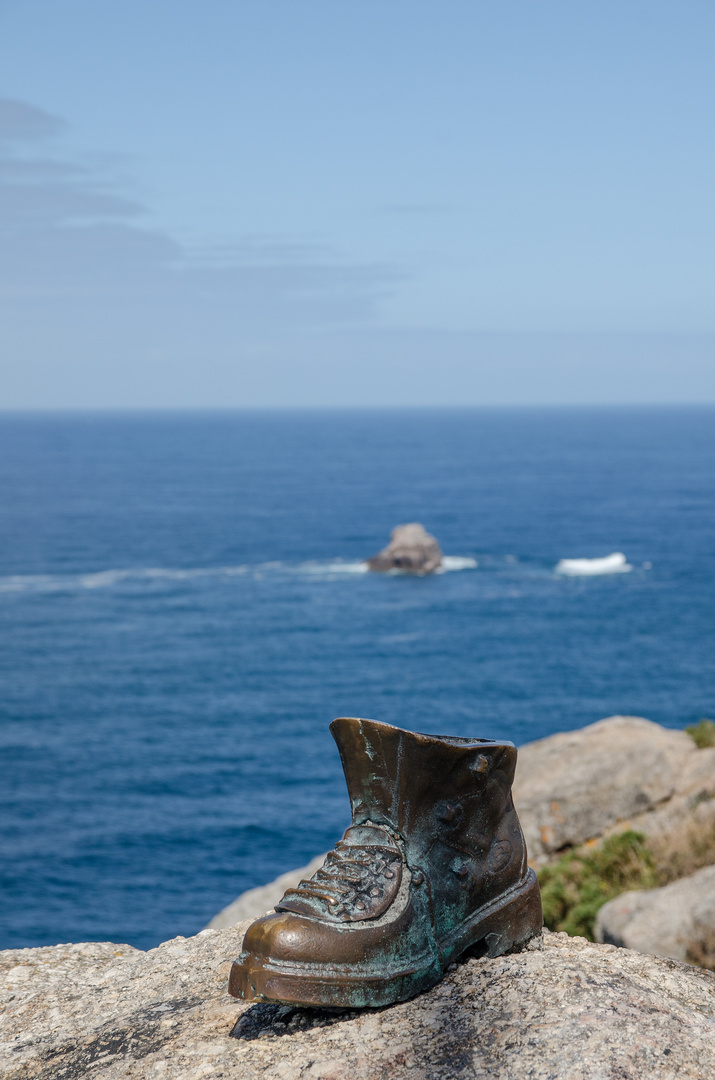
[3,99,708,408]
[0,98,65,143]
[0,98,398,332]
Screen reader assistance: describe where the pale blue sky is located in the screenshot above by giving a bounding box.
[1,0,714,406]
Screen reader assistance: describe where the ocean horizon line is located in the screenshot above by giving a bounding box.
[2,401,715,417]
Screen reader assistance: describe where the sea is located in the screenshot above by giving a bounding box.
[1,407,714,952]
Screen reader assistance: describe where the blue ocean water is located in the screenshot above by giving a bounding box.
[1,407,714,952]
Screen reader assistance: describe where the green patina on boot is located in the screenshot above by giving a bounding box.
[229,717,542,1008]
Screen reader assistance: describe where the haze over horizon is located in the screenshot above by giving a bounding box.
[1,1,714,408]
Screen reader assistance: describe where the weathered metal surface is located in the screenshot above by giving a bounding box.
[278,824,403,922]
[229,717,542,1008]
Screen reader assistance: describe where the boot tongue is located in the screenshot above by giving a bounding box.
[275,825,403,923]
[341,824,396,847]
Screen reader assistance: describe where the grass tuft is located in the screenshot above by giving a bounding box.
[685,718,715,749]
[538,831,658,940]
[537,819,715,959]
[649,814,715,884]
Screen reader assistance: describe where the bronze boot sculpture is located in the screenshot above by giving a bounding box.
[229,717,542,1009]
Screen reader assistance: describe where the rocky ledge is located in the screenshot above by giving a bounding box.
[2,929,715,1079]
[512,714,715,864]
[596,863,715,963]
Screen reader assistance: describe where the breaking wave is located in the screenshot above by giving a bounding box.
[555,552,633,577]
[0,555,479,594]
[438,556,479,572]
[299,560,369,576]
[0,565,254,594]
[301,556,478,576]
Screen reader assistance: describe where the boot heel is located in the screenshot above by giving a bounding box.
[466,870,543,960]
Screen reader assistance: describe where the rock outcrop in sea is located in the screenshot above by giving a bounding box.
[366,523,443,574]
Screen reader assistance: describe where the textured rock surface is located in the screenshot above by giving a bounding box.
[207,854,327,930]
[513,714,715,863]
[366,523,442,574]
[595,863,715,962]
[2,930,715,1079]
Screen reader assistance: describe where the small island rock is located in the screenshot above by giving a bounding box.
[366,523,443,574]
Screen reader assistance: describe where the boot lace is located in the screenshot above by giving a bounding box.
[277,826,403,922]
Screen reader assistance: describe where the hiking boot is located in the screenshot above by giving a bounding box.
[229,716,542,1008]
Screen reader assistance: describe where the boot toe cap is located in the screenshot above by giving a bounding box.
[241,911,334,965]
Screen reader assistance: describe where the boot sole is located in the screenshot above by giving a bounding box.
[229,869,542,1009]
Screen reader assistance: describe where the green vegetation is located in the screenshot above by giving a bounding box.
[534,717,715,946]
[650,813,715,884]
[685,718,715,749]
[538,831,658,940]
[538,817,715,947]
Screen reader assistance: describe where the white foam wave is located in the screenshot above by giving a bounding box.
[302,555,478,576]
[438,556,478,573]
[0,552,476,594]
[0,574,56,594]
[0,564,254,594]
[555,552,632,576]
[299,560,369,575]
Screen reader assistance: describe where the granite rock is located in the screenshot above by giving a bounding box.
[2,929,715,1079]
[366,523,442,574]
[512,714,714,863]
[595,863,715,963]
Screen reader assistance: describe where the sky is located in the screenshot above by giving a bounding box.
[1,0,714,408]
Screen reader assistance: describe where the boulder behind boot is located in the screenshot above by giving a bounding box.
[229,717,542,1008]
